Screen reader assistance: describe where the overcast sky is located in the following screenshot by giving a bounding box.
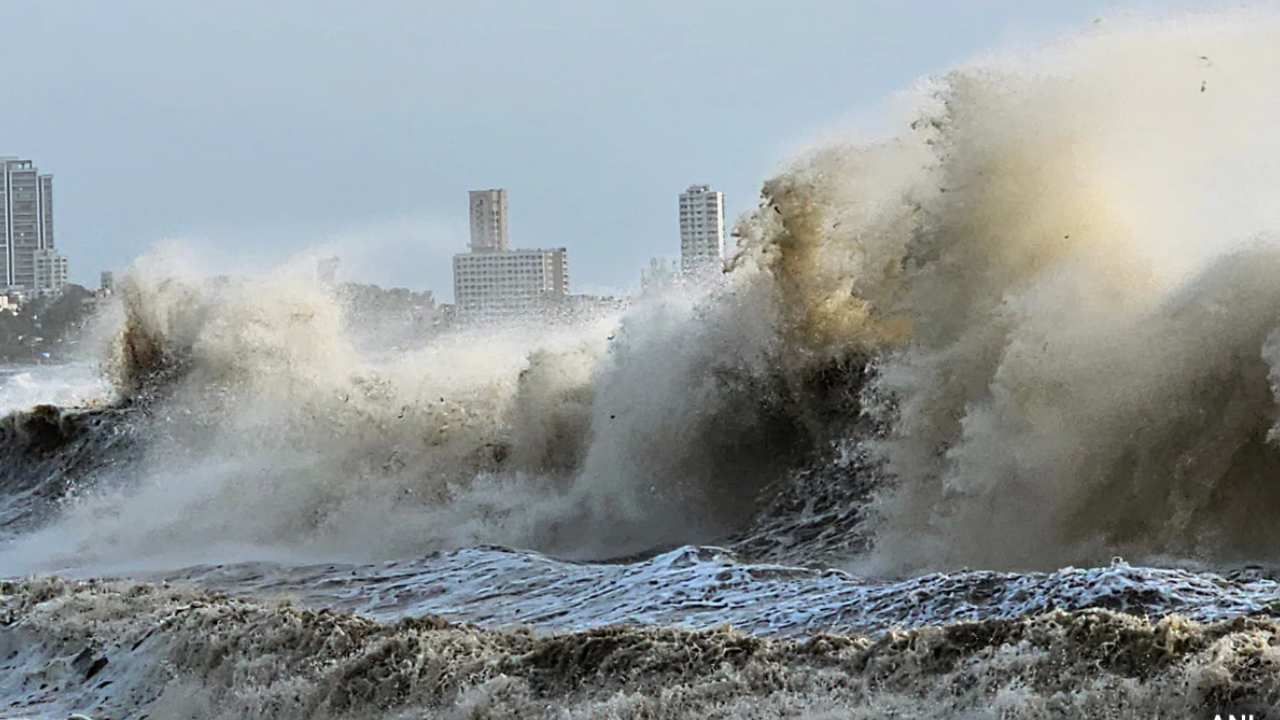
[3,0,1179,299]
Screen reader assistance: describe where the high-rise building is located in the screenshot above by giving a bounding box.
[453,189,568,322]
[100,271,115,294]
[678,184,725,277]
[469,189,510,252]
[0,158,62,292]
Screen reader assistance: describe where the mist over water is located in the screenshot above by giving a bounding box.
[0,252,806,573]
[850,14,1280,572]
[10,11,1280,718]
[8,13,1280,579]
[0,363,109,416]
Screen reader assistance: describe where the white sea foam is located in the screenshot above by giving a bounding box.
[8,6,1280,603]
[8,9,1280,719]
[0,362,111,416]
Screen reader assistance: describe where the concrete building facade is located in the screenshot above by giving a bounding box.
[678,184,725,277]
[453,247,569,322]
[468,189,510,253]
[0,158,61,292]
[33,249,68,294]
[453,189,568,322]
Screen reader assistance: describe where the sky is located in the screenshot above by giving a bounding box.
[0,0,1178,300]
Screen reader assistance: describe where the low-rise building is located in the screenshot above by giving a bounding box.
[33,249,68,295]
[452,247,569,322]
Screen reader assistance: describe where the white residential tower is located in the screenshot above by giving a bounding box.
[678,184,725,277]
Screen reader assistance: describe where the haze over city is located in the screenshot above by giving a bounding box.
[0,0,1160,299]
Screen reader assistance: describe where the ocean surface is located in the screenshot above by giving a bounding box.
[8,13,1280,718]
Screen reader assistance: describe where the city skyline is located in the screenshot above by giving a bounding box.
[0,1,1133,299]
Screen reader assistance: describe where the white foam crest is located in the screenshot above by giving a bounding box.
[0,363,112,415]
[0,246,818,572]
[16,11,1280,577]
[724,11,1280,571]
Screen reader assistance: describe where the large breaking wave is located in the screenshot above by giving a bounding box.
[6,11,1280,581]
[11,11,1280,719]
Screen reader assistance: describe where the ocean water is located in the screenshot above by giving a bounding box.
[0,363,110,417]
[7,11,1280,718]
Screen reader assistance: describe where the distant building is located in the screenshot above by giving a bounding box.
[453,247,569,322]
[100,271,115,294]
[678,184,725,277]
[0,158,64,293]
[468,189,510,253]
[553,293,627,323]
[33,249,68,295]
[317,256,340,285]
[640,257,678,295]
[452,189,568,322]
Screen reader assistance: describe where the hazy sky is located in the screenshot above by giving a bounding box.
[4,0,1167,299]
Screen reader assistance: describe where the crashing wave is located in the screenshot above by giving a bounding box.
[9,9,1280,718]
[8,12,1280,581]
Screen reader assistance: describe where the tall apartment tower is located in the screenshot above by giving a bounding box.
[469,189,510,252]
[678,184,725,277]
[453,189,569,322]
[0,158,59,291]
